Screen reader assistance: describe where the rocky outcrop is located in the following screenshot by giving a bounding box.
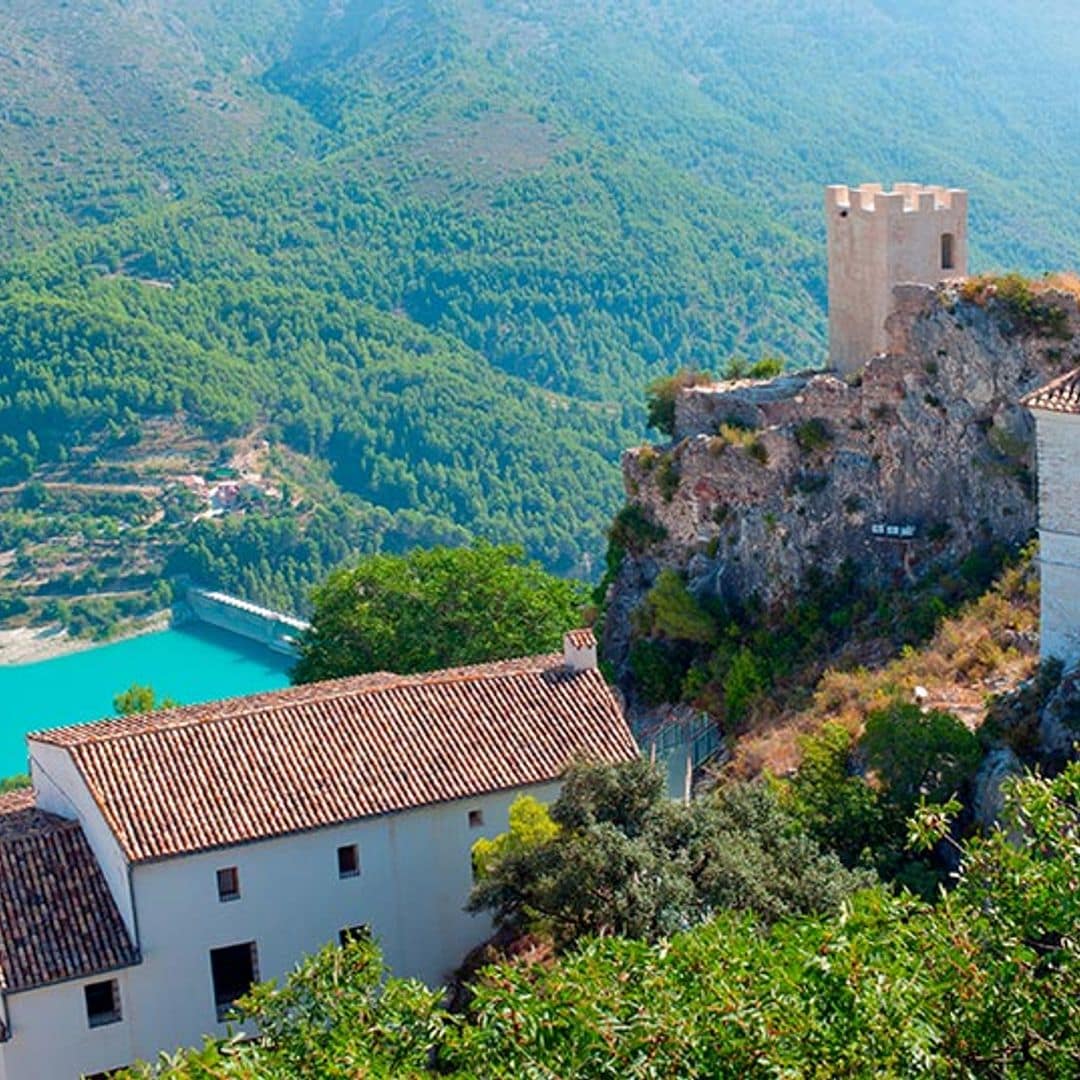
[605,284,1080,671]
[1037,669,1080,771]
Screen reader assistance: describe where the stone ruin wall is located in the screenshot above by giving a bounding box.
[603,284,1080,670]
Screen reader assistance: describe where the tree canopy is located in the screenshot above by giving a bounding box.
[467,758,870,946]
[291,545,588,683]
[113,683,179,717]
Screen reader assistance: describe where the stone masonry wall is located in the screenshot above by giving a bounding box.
[603,284,1080,671]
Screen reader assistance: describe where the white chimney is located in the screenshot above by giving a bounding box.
[563,629,598,672]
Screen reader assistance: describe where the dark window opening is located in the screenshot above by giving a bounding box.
[85,979,122,1028]
[839,209,849,218]
[210,942,258,1021]
[339,924,372,947]
[337,844,360,878]
[216,866,240,902]
[941,232,955,271]
[468,809,484,829]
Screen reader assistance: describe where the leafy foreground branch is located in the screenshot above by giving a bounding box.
[127,764,1080,1078]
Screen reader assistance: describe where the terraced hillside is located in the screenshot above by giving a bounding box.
[1,0,1076,622]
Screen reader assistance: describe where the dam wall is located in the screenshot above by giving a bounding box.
[185,588,309,656]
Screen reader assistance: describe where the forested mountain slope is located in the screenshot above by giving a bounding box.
[0,0,1076,610]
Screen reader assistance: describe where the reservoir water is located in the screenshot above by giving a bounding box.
[0,624,293,779]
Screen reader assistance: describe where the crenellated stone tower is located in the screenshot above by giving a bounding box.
[827,183,968,374]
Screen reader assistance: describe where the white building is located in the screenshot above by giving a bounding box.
[0,631,636,1080]
[1023,369,1080,671]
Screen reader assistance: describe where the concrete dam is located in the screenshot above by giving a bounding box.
[185,588,310,656]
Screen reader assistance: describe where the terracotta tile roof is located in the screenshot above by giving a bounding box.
[564,628,597,650]
[0,791,137,992]
[32,653,637,864]
[1022,368,1080,414]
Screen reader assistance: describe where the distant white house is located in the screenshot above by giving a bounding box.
[0,630,636,1080]
[1023,368,1080,670]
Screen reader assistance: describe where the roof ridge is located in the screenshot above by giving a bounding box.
[33,650,566,748]
[1021,365,1080,412]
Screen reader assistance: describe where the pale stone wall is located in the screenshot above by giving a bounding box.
[1034,411,1080,670]
[827,184,968,375]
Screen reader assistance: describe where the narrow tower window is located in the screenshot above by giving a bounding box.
[941,233,955,271]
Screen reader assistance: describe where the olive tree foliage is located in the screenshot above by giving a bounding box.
[784,704,982,889]
[122,939,444,1079]
[124,764,1080,1078]
[467,758,872,946]
[292,544,588,683]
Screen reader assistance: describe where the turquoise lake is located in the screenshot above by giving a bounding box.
[0,624,293,778]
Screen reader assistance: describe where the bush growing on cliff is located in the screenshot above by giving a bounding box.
[793,417,832,453]
[645,369,713,437]
[635,570,717,645]
[628,638,686,705]
[655,452,680,501]
[605,504,667,564]
[960,273,1071,339]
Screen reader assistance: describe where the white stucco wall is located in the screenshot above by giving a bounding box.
[0,781,559,1080]
[1034,410,1080,671]
[0,970,138,1080]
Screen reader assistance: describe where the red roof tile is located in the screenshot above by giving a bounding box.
[564,628,597,650]
[0,793,137,992]
[32,654,637,864]
[1022,367,1080,414]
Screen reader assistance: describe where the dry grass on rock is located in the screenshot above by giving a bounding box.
[730,550,1040,778]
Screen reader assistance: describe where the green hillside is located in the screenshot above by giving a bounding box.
[1,0,1077,604]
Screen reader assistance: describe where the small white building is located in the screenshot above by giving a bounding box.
[0,631,636,1080]
[1023,369,1080,671]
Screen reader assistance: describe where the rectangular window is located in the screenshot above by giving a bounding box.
[337,843,360,878]
[339,924,372,947]
[85,979,122,1028]
[941,232,955,271]
[216,866,240,902]
[468,809,484,829]
[210,942,258,1021]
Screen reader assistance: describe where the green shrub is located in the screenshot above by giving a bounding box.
[746,438,768,465]
[724,647,767,725]
[656,453,680,501]
[637,569,717,644]
[629,638,686,705]
[645,370,713,436]
[722,356,750,380]
[793,418,832,453]
[608,504,667,555]
[748,356,784,379]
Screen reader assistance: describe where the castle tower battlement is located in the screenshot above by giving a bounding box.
[827,182,968,374]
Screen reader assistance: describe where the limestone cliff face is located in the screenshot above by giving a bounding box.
[604,284,1080,671]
